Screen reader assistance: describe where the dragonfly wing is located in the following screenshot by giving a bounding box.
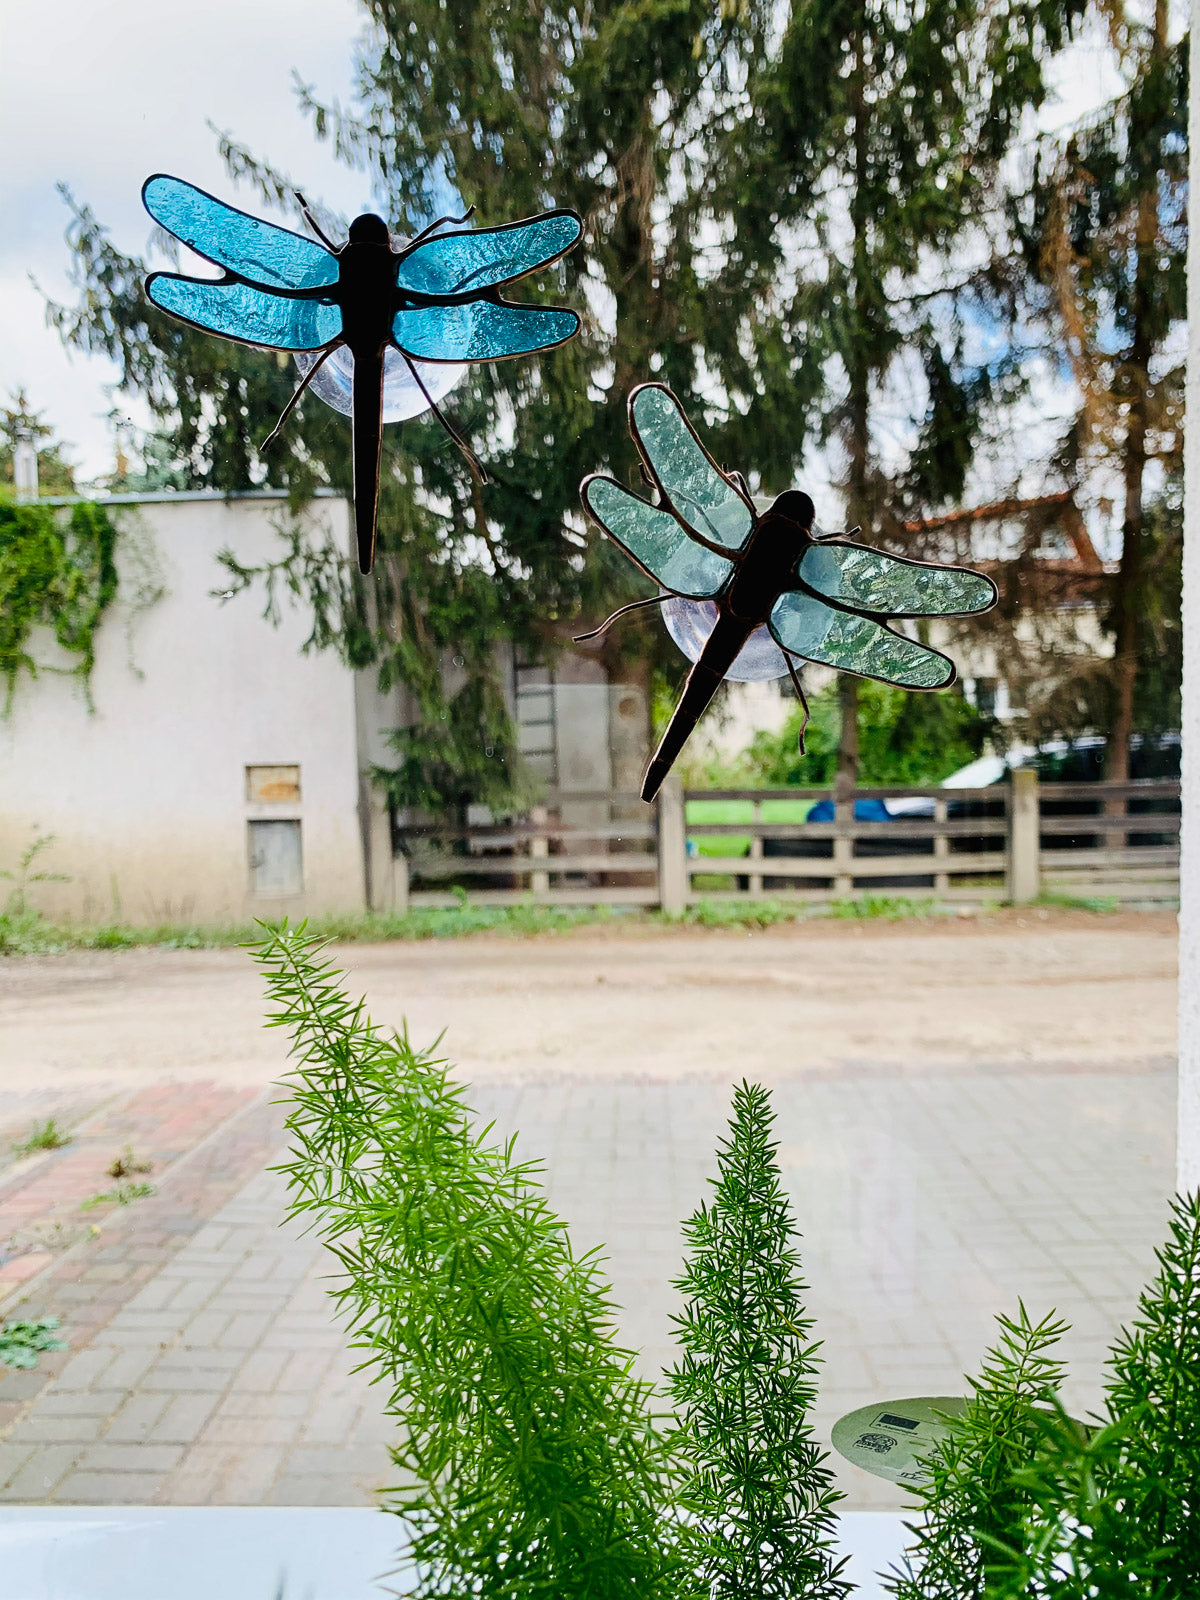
[143,175,339,290]
[392,300,578,361]
[146,273,341,351]
[799,539,997,617]
[582,476,732,598]
[628,384,754,553]
[395,210,582,296]
[769,591,955,689]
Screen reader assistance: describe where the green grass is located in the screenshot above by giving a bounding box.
[10,1117,73,1156]
[828,895,938,921]
[0,888,1136,960]
[673,899,804,930]
[80,1180,156,1211]
[1034,892,1121,914]
[0,901,629,956]
[685,796,820,859]
[0,1316,66,1370]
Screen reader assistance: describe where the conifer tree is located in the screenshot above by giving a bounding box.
[46,1,799,813]
[668,1081,849,1600]
[1010,0,1187,775]
[742,0,1086,783]
[0,392,76,497]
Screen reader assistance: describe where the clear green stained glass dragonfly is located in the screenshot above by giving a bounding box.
[579,385,998,802]
[141,174,583,573]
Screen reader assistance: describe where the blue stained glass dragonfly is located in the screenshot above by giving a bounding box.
[142,174,583,573]
[578,385,998,802]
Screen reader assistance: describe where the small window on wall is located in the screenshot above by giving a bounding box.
[248,819,303,897]
[246,764,301,803]
[974,679,998,718]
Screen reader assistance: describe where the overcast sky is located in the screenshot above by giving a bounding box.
[0,2,1165,502]
[0,0,367,480]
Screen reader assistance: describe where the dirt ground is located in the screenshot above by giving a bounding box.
[0,908,1177,1091]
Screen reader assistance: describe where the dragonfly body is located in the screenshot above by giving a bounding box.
[336,213,398,559]
[141,175,582,572]
[580,385,998,803]
[643,491,816,798]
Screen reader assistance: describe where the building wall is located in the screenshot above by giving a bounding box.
[686,600,1116,770]
[0,493,367,925]
[515,650,650,804]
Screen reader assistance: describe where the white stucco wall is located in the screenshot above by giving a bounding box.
[0,492,367,925]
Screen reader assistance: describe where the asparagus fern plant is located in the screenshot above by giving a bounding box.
[668,1081,850,1600]
[258,923,687,1600]
[885,1305,1070,1599]
[257,926,1199,1599]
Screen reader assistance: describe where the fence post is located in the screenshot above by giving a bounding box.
[748,796,764,896]
[365,784,395,913]
[832,797,854,895]
[529,804,550,898]
[933,795,949,895]
[1008,767,1040,904]
[393,852,410,917]
[657,774,688,914]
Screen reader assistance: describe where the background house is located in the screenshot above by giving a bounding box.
[1,490,650,925]
[685,495,1116,767]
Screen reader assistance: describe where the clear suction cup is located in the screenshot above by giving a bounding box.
[661,595,790,682]
[295,345,467,423]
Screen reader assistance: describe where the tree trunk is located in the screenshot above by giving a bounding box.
[838,13,871,795]
[836,676,860,802]
[1106,0,1168,788]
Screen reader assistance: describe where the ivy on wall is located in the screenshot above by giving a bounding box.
[0,500,120,709]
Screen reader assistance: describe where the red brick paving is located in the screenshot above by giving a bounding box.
[1,1085,282,1426]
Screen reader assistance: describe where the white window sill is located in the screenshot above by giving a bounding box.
[0,1506,907,1598]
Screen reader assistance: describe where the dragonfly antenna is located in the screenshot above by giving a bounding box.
[294,191,338,252]
[399,351,489,484]
[261,349,332,452]
[785,653,810,754]
[407,205,477,249]
[573,593,666,644]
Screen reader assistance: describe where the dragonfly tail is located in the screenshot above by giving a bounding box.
[352,349,385,574]
[643,617,755,802]
[643,662,725,802]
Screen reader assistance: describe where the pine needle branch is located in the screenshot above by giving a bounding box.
[256,921,689,1600]
[668,1080,850,1600]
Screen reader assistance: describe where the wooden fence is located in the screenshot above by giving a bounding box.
[389,773,1179,912]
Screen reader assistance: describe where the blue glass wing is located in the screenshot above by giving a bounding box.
[392,300,579,362]
[143,175,339,291]
[582,477,732,598]
[395,211,582,297]
[628,385,754,553]
[145,273,341,351]
[769,592,955,689]
[799,539,997,618]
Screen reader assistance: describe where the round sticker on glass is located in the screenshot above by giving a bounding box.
[831,1396,967,1485]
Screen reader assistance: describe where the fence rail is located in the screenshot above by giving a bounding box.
[385,774,1180,912]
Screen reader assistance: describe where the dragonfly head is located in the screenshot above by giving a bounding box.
[768,489,816,531]
[348,213,390,245]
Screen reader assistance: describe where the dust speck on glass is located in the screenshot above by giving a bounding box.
[577,383,999,802]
